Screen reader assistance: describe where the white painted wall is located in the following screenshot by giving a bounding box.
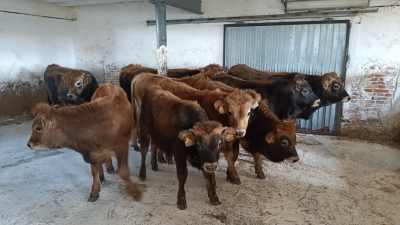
[0,0,75,85]
[72,0,285,73]
[1,0,400,131]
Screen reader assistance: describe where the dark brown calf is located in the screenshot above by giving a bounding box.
[130,73,260,169]
[27,82,142,202]
[139,86,235,209]
[170,76,300,184]
[228,64,350,119]
[119,64,200,102]
[44,64,99,106]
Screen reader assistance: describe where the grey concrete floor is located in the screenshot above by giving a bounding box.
[1,122,400,225]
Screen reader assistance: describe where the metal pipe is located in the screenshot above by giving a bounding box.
[147,8,378,26]
[154,1,167,76]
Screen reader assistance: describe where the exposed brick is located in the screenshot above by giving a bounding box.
[376,101,386,104]
[385,93,393,97]
[373,74,386,78]
[364,88,373,92]
[372,89,389,93]
[385,66,397,70]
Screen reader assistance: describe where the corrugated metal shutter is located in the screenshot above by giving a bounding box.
[224,21,349,134]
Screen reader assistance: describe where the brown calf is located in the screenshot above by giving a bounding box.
[130,73,260,163]
[27,82,142,202]
[119,64,200,102]
[139,86,235,209]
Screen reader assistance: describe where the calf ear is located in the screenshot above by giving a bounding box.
[221,127,236,142]
[32,103,51,117]
[265,131,276,143]
[214,100,228,114]
[244,90,261,109]
[178,130,196,147]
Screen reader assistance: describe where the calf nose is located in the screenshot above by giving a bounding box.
[235,130,245,137]
[286,155,299,163]
[67,94,73,100]
[312,99,321,107]
[27,143,31,148]
[206,165,218,172]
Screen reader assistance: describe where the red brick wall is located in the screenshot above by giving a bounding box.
[342,66,399,132]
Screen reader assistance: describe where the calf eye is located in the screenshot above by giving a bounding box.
[218,141,221,148]
[228,112,232,116]
[34,126,42,132]
[247,112,250,117]
[333,83,340,90]
[196,143,201,149]
[302,90,309,95]
[76,82,82,87]
[281,139,289,147]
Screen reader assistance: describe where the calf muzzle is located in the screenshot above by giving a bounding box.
[235,130,245,138]
[203,162,219,173]
[285,155,299,163]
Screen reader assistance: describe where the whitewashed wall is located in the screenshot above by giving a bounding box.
[1,0,399,133]
[0,0,75,84]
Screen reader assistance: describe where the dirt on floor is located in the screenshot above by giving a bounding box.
[1,122,400,225]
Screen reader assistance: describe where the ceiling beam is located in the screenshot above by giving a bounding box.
[150,0,202,14]
[38,0,143,7]
[147,8,378,25]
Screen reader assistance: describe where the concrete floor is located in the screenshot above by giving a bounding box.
[1,122,400,225]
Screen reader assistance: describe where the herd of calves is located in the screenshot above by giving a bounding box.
[26,63,351,210]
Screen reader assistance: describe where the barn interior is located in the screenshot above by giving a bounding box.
[1,0,400,224]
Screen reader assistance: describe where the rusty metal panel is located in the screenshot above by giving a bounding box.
[223,21,349,134]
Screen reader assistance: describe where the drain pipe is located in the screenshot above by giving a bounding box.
[151,0,167,76]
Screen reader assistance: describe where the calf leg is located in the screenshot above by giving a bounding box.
[224,140,241,185]
[139,134,150,181]
[131,126,140,152]
[105,157,115,174]
[150,141,159,171]
[175,154,188,210]
[202,170,221,205]
[99,163,105,183]
[253,152,266,179]
[157,148,167,163]
[89,163,102,202]
[115,140,142,199]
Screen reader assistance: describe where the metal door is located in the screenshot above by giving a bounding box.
[223,21,350,134]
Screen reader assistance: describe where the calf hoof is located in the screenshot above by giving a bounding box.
[88,194,99,202]
[227,176,241,185]
[100,175,105,183]
[139,173,146,181]
[177,201,187,210]
[256,172,266,180]
[127,184,142,200]
[210,198,221,206]
[151,164,158,171]
[133,145,140,152]
[106,167,116,174]
[157,157,167,164]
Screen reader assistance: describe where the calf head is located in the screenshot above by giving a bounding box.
[27,103,63,150]
[59,70,93,101]
[214,89,261,138]
[200,64,228,78]
[263,119,299,163]
[178,121,227,173]
[321,72,351,105]
[292,74,320,108]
